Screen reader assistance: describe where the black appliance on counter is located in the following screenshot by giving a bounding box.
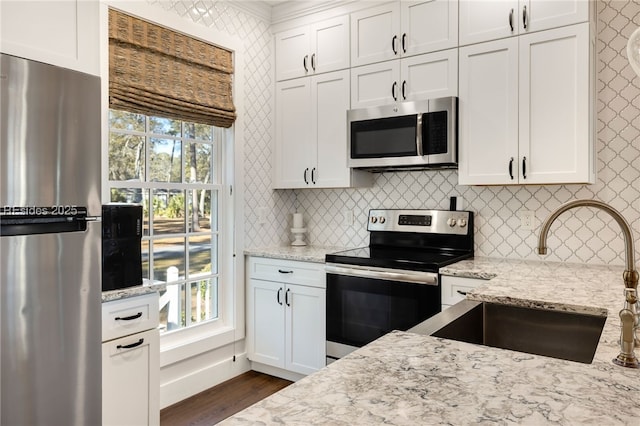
[102,204,143,291]
[325,208,474,363]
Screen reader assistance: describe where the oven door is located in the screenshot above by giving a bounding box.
[325,264,441,363]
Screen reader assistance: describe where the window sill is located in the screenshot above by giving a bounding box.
[159,321,243,367]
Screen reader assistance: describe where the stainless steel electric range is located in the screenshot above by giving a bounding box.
[325,208,474,363]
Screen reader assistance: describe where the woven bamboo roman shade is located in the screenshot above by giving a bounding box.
[108,9,236,128]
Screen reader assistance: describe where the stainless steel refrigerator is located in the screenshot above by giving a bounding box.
[0,53,101,424]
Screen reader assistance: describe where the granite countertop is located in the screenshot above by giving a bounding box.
[223,257,640,425]
[102,282,166,302]
[244,245,350,263]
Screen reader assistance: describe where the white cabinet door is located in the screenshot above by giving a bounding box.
[520,0,590,34]
[0,0,99,75]
[102,328,160,426]
[311,15,350,75]
[351,2,400,67]
[460,0,589,46]
[275,16,349,82]
[459,23,593,186]
[274,78,314,188]
[518,23,591,184]
[350,61,400,108]
[458,38,519,185]
[400,49,458,101]
[313,70,351,187]
[401,0,458,56]
[459,0,518,46]
[247,279,286,368]
[275,26,311,81]
[285,284,326,375]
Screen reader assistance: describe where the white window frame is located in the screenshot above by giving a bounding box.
[99,1,245,365]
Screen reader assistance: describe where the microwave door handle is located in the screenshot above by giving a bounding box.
[416,113,424,156]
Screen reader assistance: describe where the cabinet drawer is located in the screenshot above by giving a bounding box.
[102,328,159,426]
[247,257,325,288]
[441,276,485,306]
[102,293,159,342]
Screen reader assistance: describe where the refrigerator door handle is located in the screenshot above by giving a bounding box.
[0,207,92,236]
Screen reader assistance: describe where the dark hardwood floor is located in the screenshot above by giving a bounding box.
[160,371,292,425]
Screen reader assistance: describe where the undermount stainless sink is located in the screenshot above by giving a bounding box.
[409,300,606,364]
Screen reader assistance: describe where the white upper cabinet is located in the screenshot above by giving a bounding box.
[351,48,457,109]
[275,15,350,81]
[274,78,314,188]
[400,0,459,57]
[0,0,99,75]
[459,23,594,185]
[274,70,372,189]
[351,1,458,67]
[459,0,590,46]
[458,38,519,185]
[518,24,591,184]
[350,2,400,67]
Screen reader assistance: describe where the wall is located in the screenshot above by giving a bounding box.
[288,0,640,267]
[164,0,639,269]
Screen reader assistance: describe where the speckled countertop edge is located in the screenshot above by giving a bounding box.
[244,245,351,263]
[102,282,166,302]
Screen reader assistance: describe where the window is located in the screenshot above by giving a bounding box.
[108,110,224,333]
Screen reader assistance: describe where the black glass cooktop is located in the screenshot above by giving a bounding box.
[325,246,472,272]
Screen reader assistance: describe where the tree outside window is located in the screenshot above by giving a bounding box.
[108,110,221,332]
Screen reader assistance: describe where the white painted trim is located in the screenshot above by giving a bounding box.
[250,361,306,382]
[99,0,246,363]
[161,352,251,409]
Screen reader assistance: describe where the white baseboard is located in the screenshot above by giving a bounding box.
[250,361,306,382]
[160,352,251,409]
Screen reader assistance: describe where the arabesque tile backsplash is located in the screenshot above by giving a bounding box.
[151,0,639,267]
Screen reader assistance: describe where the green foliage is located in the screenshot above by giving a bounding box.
[165,193,184,218]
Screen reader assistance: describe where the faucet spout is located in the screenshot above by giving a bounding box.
[537,199,638,289]
[537,199,639,368]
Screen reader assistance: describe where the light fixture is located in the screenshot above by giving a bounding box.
[627,26,640,77]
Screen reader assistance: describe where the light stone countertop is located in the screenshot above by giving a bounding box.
[101,282,166,302]
[244,245,350,264]
[223,257,640,425]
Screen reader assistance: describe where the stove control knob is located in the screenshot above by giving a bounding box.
[447,218,457,227]
[458,219,467,228]
[379,216,386,224]
[371,217,378,224]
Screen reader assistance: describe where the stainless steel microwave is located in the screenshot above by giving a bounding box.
[347,96,457,171]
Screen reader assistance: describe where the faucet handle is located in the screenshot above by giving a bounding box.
[613,308,639,368]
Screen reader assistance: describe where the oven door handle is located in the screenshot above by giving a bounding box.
[325,264,438,285]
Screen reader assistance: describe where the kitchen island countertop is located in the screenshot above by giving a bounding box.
[222,257,640,425]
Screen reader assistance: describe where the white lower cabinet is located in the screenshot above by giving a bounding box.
[441,275,484,310]
[102,293,160,426]
[246,257,326,378]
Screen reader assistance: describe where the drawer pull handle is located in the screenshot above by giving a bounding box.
[278,269,293,274]
[456,290,468,296]
[115,312,142,321]
[285,288,291,306]
[117,338,144,350]
[277,287,283,305]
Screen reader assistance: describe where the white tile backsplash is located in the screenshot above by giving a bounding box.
[150,0,639,267]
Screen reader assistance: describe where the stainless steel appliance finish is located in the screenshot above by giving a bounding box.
[0,53,102,425]
[325,209,474,363]
[409,299,606,364]
[347,97,458,171]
